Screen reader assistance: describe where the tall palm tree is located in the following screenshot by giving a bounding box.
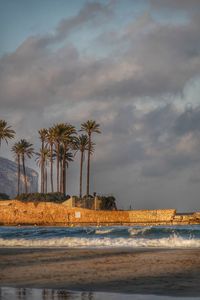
[38,128,48,193]
[46,127,55,193]
[11,143,22,195]
[0,120,15,149]
[18,139,34,193]
[53,123,76,193]
[74,134,90,198]
[35,147,51,193]
[12,139,34,194]
[52,123,67,192]
[80,120,101,196]
[60,124,77,194]
[58,145,74,194]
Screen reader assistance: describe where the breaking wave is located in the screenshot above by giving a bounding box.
[0,235,200,248]
[0,225,200,248]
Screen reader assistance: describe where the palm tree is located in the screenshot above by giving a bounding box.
[58,145,74,194]
[35,147,51,193]
[46,127,55,193]
[60,124,77,194]
[74,134,90,198]
[80,120,101,196]
[11,143,22,195]
[16,139,34,193]
[53,123,76,193]
[0,120,15,149]
[38,128,48,193]
[52,123,67,192]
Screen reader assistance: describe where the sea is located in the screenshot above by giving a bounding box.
[0,225,200,300]
[0,288,199,300]
[0,225,200,248]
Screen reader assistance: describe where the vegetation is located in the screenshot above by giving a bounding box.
[0,193,10,200]
[74,134,90,198]
[11,139,34,194]
[15,192,67,203]
[80,120,101,196]
[38,128,48,193]
[1,118,104,202]
[0,120,15,149]
[100,196,117,210]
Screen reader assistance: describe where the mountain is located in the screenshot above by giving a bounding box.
[0,157,38,198]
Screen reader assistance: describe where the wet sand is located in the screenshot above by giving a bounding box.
[0,248,200,296]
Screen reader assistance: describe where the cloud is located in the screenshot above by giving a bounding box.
[150,0,200,12]
[174,106,200,135]
[20,2,112,48]
[1,6,200,114]
[1,1,200,211]
[93,11,200,99]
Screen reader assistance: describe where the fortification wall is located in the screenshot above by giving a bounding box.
[0,200,199,226]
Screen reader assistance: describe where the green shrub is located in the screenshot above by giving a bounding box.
[100,196,117,210]
[15,192,68,203]
[0,193,10,200]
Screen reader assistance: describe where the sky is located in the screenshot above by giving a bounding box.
[0,0,200,211]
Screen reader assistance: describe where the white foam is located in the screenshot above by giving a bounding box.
[95,228,114,234]
[0,235,200,248]
[128,227,152,236]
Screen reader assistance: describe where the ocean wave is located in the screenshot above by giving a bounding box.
[0,235,200,248]
[128,227,152,236]
[95,228,115,235]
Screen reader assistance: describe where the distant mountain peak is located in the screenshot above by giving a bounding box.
[0,157,38,198]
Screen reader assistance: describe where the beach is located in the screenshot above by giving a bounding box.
[0,248,200,297]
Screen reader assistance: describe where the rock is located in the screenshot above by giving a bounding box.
[0,157,38,198]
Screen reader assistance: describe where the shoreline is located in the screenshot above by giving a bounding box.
[0,247,200,296]
[1,222,200,226]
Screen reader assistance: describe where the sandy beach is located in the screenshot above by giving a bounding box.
[0,248,200,296]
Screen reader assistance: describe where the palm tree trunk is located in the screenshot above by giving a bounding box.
[56,143,60,192]
[41,141,44,193]
[45,163,47,193]
[62,144,67,195]
[17,154,20,196]
[62,160,65,195]
[60,159,62,193]
[86,134,91,196]
[80,151,84,198]
[40,163,43,193]
[50,143,54,192]
[22,155,28,193]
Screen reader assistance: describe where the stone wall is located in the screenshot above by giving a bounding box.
[0,200,199,226]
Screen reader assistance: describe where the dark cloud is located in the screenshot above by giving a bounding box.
[142,104,176,141]
[174,106,200,135]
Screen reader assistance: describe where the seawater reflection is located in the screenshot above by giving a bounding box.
[0,287,199,300]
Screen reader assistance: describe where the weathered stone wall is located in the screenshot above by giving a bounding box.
[0,200,199,226]
[128,209,176,223]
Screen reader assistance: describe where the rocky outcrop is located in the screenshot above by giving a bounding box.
[0,157,38,198]
[0,200,199,226]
